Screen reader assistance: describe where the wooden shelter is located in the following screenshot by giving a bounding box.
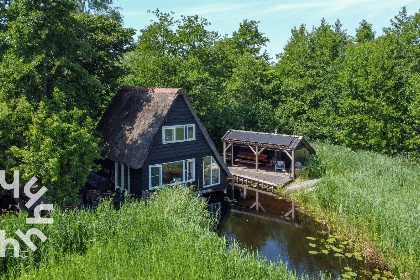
[221,129,315,178]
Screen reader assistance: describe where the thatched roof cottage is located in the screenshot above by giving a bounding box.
[96,86,231,200]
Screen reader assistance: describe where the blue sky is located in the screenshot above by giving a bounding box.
[116,0,419,59]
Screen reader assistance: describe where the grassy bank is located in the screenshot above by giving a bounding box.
[294,142,420,279]
[0,186,326,279]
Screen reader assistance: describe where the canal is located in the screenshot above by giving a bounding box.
[218,190,369,279]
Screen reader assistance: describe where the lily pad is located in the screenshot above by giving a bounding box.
[309,251,318,255]
[326,237,336,243]
[334,253,344,257]
[345,253,352,258]
[322,250,329,254]
[306,236,316,240]
[309,243,316,247]
[331,246,342,252]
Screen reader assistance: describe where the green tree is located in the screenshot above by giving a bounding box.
[335,36,410,154]
[355,19,375,43]
[0,0,134,116]
[11,92,101,205]
[224,52,275,132]
[122,11,276,141]
[274,19,347,138]
[0,0,134,204]
[230,19,270,59]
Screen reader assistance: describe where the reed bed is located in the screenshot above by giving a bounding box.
[0,186,325,279]
[295,142,420,279]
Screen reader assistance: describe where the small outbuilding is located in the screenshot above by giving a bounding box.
[221,129,315,178]
[96,86,231,200]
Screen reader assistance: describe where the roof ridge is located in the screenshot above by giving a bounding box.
[227,129,299,138]
[120,85,184,94]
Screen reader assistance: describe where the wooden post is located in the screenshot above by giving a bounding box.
[231,145,234,166]
[256,190,259,212]
[142,190,147,206]
[291,149,295,179]
[284,202,295,220]
[256,145,259,172]
[292,202,295,220]
[250,189,266,213]
[231,180,234,200]
[223,141,226,164]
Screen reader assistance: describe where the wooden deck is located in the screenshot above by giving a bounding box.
[229,165,293,190]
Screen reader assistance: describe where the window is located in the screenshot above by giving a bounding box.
[203,156,220,187]
[162,161,183,185]
[162,125,195,143]
[186,159,195,182]
[149,159,195,190]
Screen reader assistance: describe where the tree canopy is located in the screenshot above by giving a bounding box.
[0,0,134,205]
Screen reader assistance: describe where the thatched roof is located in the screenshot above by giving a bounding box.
[98,86,231,176]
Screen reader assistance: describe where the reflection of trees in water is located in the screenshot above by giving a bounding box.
[222,211,352,277]
[223,212,275,249]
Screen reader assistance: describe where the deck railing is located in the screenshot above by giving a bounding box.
[232,174,277,193]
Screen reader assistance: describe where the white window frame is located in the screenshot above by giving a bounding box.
[186,158,195,182]
[203,156,220,188]
[149,158,195,190]
[162,124,196,144]
[149,164,162,190]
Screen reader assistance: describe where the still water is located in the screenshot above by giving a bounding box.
[218,192,367,279]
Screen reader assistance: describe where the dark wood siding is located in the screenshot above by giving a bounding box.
[141,95,228,192]
[130,168,142,197]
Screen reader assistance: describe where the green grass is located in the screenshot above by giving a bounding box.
[295,142,420,279]
[0,186,327,279]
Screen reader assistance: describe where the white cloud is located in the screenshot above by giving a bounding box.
[180,3,246,15]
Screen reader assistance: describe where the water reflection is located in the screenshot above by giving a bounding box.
[219,210,346,279]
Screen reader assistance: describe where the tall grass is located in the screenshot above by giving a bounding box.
[295,142,420,278]
[0,186,325,279]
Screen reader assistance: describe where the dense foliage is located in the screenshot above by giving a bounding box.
[0,186,321,279]
[295,142,420,279]
[0,0,134,204]
[121,10,276,140]
[122,8,420,159]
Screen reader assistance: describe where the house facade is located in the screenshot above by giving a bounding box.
[96,86,231,201]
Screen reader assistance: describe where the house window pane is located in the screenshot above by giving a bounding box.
[187,160,194,181]
[187,126,194,139]
[151,166,161,188]
[203,156,220,187]
[175,126,184,141]
[211,160,220,184]
[162,161,183,185]
[164,128,174,142]
[203,156,211,186]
